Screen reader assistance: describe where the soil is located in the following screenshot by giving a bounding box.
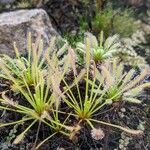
[0,1,150,150]
[0,74,149,150]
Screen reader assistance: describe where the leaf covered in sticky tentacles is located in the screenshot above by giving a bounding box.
[95,59,150,104]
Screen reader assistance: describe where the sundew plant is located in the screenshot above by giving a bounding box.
[58,37,148,140]
[76,31,120,63]
[0,34,74,149]
[94,59,150,104]
[0,32,149,148]
[0,33,68,91]
[0,33,48,90]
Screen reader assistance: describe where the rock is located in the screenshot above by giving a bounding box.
[0,0,16,4]
[145,0,150,9]
[45,0,83,33]
[0,9,59,56]
[126,0,144,7]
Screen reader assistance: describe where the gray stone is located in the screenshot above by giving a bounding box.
[145,0,150,9]
[0,0,16,4]
[0,9,59,56]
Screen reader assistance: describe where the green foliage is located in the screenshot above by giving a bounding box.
[0,33,68,91]
[76,31,120,63]
[6,124,18,143]
[16,1,31,8]
[58,39,146,137]
[0,0,44,10]
[95,59,150,104]
[92,5,114,37]
[63,32,84,48]
[112,8,138,37]
[75,31,148,68]
[82,0,105,11]
[16,0,45,8]
[0,4,4,12]
[0,33,72,149]
[0,33,48,90]
[79,4,138,38]
[0,32,148,147]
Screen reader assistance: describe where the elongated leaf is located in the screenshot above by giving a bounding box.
[123,97,141,104]
[123,69,148,91]
[13,120,36,144]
